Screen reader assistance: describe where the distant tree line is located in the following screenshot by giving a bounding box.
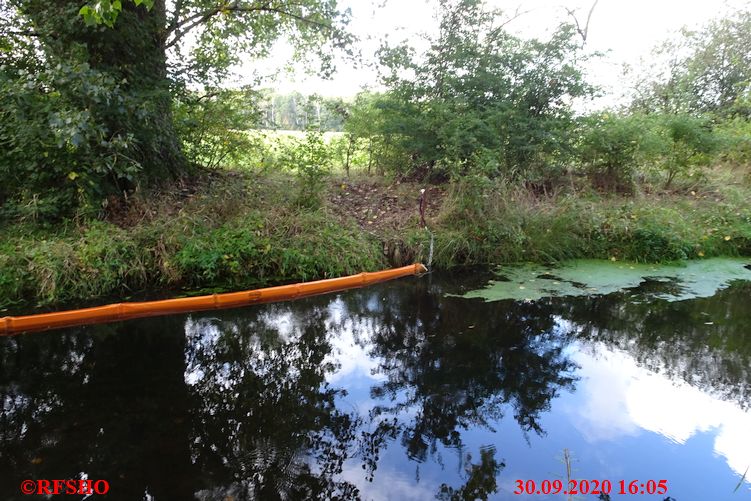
[256,91,347,131]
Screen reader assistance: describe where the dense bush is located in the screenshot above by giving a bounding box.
[577,113,720,191]
[367,0,591,182]
[657,114,716,187]
[577,114,651,192]
[714,118,751,167]
[0,63,142,221]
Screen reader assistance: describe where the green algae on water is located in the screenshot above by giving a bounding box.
[459,258,751,302]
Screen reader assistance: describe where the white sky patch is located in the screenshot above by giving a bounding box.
[567,344,751,481]
[325,330,381,384]
[339,461,437,500]
[258,310,297,340]
[324,299,387,385]
[562,348,641,441]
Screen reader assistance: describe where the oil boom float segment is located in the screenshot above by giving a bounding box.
[1,263,427,336]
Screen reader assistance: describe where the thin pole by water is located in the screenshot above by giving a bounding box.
[419,188,435,270]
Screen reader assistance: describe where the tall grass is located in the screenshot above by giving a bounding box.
[0,172,383,309]
[406,171,751,267]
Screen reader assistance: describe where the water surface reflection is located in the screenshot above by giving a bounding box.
[1,272,749,500]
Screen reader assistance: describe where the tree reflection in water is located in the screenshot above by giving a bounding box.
[332,276,579,462]
[436,446,505,501]
[559,281,751,410]
[0,318,196,499]
[1,273,748,499]
[184,304,363,499]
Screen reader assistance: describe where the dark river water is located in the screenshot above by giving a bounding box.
[1,270,750,500]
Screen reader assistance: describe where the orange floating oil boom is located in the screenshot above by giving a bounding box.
[1,263,427,336]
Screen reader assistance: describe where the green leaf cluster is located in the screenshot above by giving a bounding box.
[278,131,332,208]
[632,10,751,116]
[173,88,263,170]
[79,0,154,28]
[2,0,352,222]
[578,112,717,191]
[0,62,141,221]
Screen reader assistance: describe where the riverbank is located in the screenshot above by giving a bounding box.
[1,166,750,309]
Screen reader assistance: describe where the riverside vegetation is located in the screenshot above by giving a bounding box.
[1,0,750,309]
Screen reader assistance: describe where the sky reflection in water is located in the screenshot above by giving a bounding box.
[1,269,750,500]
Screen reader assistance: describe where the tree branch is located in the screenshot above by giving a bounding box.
[498,6,532,30]
[166,1,332,49]
[167,0,185,34]
[487,6,532,41]
[565,0,599,44]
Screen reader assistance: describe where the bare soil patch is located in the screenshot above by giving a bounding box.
[327,179,445,235]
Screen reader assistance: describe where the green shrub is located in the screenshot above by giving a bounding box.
[279,131,332,208]
[173,89,262,170]
[0,63,141,221]
[578,114,650,192]
[714,117,751,167]
[657,114,716,187]
[365,6,590,182]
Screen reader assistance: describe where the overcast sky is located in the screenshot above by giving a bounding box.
[231,0,749,106]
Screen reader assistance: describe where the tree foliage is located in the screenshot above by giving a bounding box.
[0,61,142,220]
[174,88,262,169]
[578,113,649,192]
[632,9,751,116]
[79,0,155,27]
[279,131,332,208]
[370,0,593,181]
[578,112,717,191]
[657,114,716,187]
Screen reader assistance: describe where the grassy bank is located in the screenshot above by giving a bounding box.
[1,166,750,310]
[417,169,751,268]
[0,172,384,310]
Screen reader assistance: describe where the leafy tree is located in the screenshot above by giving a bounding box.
[0,61,142,220]
[173,88,263,169]
[578,112,717,191]
[372,0,592,181]
[2,0,351,219]
[657,114,716,187]
[341,91,406,176]
[715,116,751,166]
[578,113,652,192]
[632,9,751,116]
[279,130,332,208]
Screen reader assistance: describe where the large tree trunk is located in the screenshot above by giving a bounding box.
[88,0,187,180]
[23,0,187,183]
